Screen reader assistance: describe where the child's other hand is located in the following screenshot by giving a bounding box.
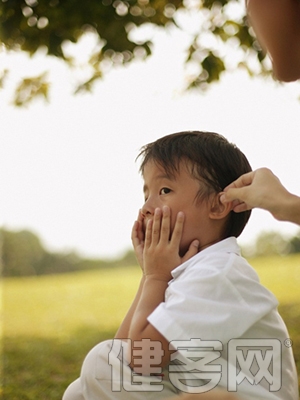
[143,206,199,281]
[131,209,145,270]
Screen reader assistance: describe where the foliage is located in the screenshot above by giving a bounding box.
[290,234,300,253]
[0,0,271,105]
[13,71,49,106]
[1,228,138,277]
[242,230,300,258]
[2,228,300,276]
[3,263,300,397]
[1,228,45,276]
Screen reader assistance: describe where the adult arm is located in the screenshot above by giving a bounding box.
[220,168,300,225]
[246,0,300,81]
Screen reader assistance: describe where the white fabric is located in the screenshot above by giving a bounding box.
[63,340,179,400]
[63,237,298,400]
[148,237,299,400]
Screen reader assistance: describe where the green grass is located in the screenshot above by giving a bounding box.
[250,253,300,305]
[2,255,300,399]
[2,266,141,399]
[3,267,141,339]
[251,254,300,394]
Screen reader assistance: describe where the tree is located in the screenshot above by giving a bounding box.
[290,231,300,254]
[1,228,138,277]
[242,230,298,258]
[1,228,83,276]
[1,228,46,276]
[0,0,270,106]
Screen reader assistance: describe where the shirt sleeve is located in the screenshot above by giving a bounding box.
[148,253,278,345]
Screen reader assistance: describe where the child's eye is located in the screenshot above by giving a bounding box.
[160,187,171,195]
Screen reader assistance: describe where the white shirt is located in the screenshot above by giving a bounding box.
[148,237,298,400]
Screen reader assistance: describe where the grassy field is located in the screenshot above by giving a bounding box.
[2,254,300,399]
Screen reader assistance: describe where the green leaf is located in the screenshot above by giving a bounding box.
[13,72,49,107]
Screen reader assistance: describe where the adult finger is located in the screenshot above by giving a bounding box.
[232,202,250,213]
[220,187,247,204]
[224,171,255,191]
[221,188,253,212]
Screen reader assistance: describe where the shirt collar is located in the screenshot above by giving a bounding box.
[171,237,241,279]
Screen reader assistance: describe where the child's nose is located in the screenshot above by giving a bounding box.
[141,197,155,217]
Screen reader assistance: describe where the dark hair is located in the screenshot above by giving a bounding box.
[137,131,252,238]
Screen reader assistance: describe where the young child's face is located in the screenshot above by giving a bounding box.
[141,160,214,255]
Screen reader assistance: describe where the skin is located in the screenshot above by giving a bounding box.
[141,161,229,256]
[115,160,232,373]
[246,0,300,81]
[114,163,300,400]
[220,167,300,225]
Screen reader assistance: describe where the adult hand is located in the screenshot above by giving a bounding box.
[220,168,300,224]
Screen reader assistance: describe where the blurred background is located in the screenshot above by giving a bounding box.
[1,0,300,398]
[1,0,300,266]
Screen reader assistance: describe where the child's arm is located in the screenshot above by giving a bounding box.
[115,212,145,339]
[114,275,145,339]
[246,0,300,81]
[127,206,199,371]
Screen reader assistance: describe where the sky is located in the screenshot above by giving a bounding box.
[1,25,300,260]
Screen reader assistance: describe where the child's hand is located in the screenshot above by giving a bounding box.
[131,209,145,270]
[143,206,199,281]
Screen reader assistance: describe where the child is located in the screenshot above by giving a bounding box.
[63,131,298,400]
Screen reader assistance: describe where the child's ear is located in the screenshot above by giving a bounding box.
[209,192,232,220]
